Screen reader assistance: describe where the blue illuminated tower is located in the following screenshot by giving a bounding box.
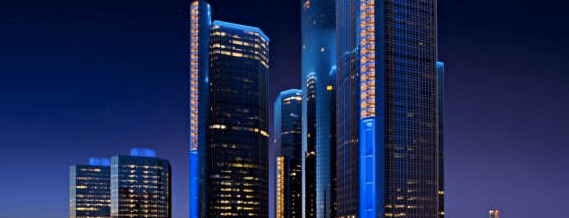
[188,1,210,218]
[274,89,303,218]
[301,0,337,217]
[70,158,111,218]
[189,1,270,217]
[335,0,445,217]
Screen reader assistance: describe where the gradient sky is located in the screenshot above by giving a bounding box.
[0,0,568,218]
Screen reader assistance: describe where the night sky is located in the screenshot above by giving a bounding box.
[0,0,568,218]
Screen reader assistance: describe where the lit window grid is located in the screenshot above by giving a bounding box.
[360,0,376,119]
[189,1,199,151]
[276,156,285,218]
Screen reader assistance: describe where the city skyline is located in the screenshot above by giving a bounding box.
[1,0,568,218]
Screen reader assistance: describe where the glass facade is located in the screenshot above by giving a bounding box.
[301,0,337,217]
[336,0,361,217]
[335,0,443,217]
[207,20,269,217]
[274,89,303,218]
[188,1,212,218]
[303,73,317,218]
[110,149,171,218]
[188,1,269,217]
[70,158,111,218]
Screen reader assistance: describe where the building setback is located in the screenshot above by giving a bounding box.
[189,1,270,217]
[335,0,445,217]
[70,158,111,218]
[274,89,303,218]
[110,148,171,218]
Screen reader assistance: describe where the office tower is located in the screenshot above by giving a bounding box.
[489,210,500,218]
[335,0,444,217]
[110,148,171,218]
[301,0,337,217]
[70,158,111,218]
[274,89,303,218]
[189,1,270,217]
[303,73,317,218]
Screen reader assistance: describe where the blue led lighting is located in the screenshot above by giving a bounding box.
[130,148,156,157]
[89,157,110,166]
[189,151,198,218]
[280,89,303,97]
[360,118,376,218]
[212,20,269,41]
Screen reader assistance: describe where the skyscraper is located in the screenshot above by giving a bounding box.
[489,210,500,218]
[70,158,111,218]
[303,73,317,218]
[301,0,337,217]
[189,1,270,217]
[335,0,360,216]
[274,89,303,218]
[335,0,444,217]
[110,148,171,218]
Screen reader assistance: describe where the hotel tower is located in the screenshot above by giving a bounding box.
[189,1,270,217]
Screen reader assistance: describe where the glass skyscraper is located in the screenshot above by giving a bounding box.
[189,1,270,217]
[335,0,444,217]
[303,73,317,218]
[70,158,111,218]
[274,89,303,218]
[110,148,171,218]
[335,0,361,216]
[301,0,337,217]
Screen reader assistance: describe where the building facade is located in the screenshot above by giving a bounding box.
[189,1,211,218]
[303,73,318,218]
[335,0,361,216]
[335,0,444,217]
[301,0,338,217]
[274,89,303,218]
[70,158,111,218]
[189,2,270,217]
[110,148,171,218]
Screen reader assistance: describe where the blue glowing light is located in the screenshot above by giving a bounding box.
[360,118,376,218]
[189,151,198,218]
[212,21,269,42]
[280,89,303,97]
[89,157,110,166]
[130,148,156,157]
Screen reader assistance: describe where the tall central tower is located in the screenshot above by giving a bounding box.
[301,0,337,217]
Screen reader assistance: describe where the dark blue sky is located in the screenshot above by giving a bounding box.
[0,0,568,218]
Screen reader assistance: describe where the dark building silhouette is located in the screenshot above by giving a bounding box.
[303,73,317,218]
[189,1,270,217]
[274,89,303,218]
